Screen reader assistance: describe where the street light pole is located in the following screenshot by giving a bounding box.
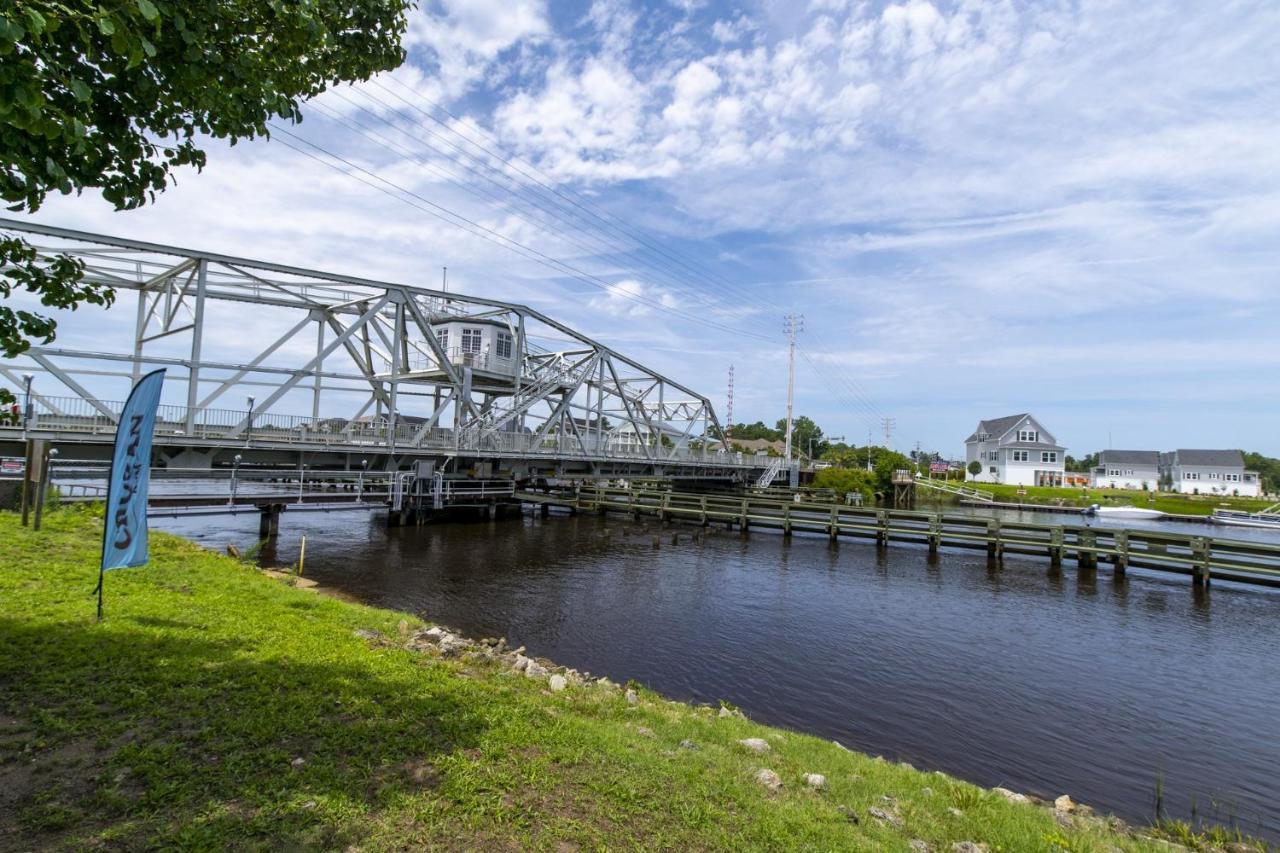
[358,459,368,502]
[229,454,242,506]
[245,395,255,446]
[21,373,33,438]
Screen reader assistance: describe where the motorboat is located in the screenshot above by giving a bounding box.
[1083,504,1164,520]
[1212,509,1280,530]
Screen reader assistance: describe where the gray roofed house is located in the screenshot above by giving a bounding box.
[1170,449,1245,467]
[1160,449,1260,496]
[964,413,1029,444]
[1092,450,1161,490]
[964,413,1066,486]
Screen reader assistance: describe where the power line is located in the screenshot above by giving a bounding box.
[290,79,890,431]
[267,124,774,342]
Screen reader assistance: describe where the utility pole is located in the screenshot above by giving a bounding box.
[725,363,735,444]
[783,314,803,461]
[882,416,896,451]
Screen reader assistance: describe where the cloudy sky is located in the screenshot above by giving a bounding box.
[15,0,1280,456]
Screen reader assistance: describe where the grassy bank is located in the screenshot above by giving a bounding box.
[929,482,1275,517]
[0,508,1261,850]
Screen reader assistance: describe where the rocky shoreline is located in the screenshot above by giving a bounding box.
[343,615,1258,853]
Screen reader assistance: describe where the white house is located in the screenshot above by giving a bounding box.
[964,413,1066,486]
[1091,450,1161,490]
[1160,449,1261,497]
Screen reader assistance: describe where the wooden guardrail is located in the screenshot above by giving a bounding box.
[572,486,1280,588]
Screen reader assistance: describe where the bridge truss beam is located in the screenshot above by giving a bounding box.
[0,219,750,478]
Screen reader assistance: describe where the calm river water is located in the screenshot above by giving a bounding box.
[156,506,1280,840]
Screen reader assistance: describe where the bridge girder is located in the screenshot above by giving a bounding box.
[0,219,755,477]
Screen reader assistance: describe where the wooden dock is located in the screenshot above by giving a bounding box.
[562,486,1280,589]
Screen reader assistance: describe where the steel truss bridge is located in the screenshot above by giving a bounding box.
[1,220,776,483]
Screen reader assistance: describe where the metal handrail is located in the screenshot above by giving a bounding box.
[7,393,756,469]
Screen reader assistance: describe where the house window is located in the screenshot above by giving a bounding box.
[1210,472,1220,480]
[496,331,514,359]
[1041,451,1058,464]
[1225,473,1240,482]
[461,328,483,354]
[1018,429,1039,442]
[1185,472,1199,480]
[1108,468,1120,476]
[1011,450,1029,462]
[989,466,997,475]
[437,328,449,353]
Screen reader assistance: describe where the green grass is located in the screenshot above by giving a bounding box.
[933,482,1275,517]
[0,507,1263,850]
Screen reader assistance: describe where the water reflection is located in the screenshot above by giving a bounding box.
[156,509,1280,841]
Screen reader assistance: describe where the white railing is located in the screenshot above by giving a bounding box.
[913,478,995,502]
[756,457,783,487]
[8,394,756,470]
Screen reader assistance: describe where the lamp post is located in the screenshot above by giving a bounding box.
[229,453,242,506]
[298,463,307,504]
[245,395,255,446]
[357,459,368,502]
[21,373,33,436]
[807,434,843,465]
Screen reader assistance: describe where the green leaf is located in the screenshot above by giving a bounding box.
[140,36,156,57]
[136,0,159,22]
[25,8,47,34]
[69,78,91,102]
[97,15,115,36]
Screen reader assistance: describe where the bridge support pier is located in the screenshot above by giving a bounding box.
[258,503,283,539]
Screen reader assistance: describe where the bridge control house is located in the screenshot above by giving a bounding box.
[964,413,1066,487]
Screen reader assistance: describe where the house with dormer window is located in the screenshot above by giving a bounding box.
[964,413,1066,486]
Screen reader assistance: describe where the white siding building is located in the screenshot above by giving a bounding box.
[1160,449,1261,497]
[964,413,1066,486]
[1091,450,1161,490]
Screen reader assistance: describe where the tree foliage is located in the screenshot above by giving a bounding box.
[812,466,875,502]
[1243,451,1280,495]
[0,0,413,387]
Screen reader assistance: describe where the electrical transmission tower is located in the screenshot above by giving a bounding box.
[725,364,735,443]
[783,314,803,461]
[882,416,896,451]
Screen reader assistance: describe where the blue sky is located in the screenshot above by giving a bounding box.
[18,0,1280,456]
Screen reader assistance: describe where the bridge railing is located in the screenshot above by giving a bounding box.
[12,395,754,469]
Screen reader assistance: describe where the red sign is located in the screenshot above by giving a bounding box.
[929,462,950,474]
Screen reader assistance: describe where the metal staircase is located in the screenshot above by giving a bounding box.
[472,354,593,435]
[756,457,784,487]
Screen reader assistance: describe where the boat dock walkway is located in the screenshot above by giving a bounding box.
[554,486,1280,588]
